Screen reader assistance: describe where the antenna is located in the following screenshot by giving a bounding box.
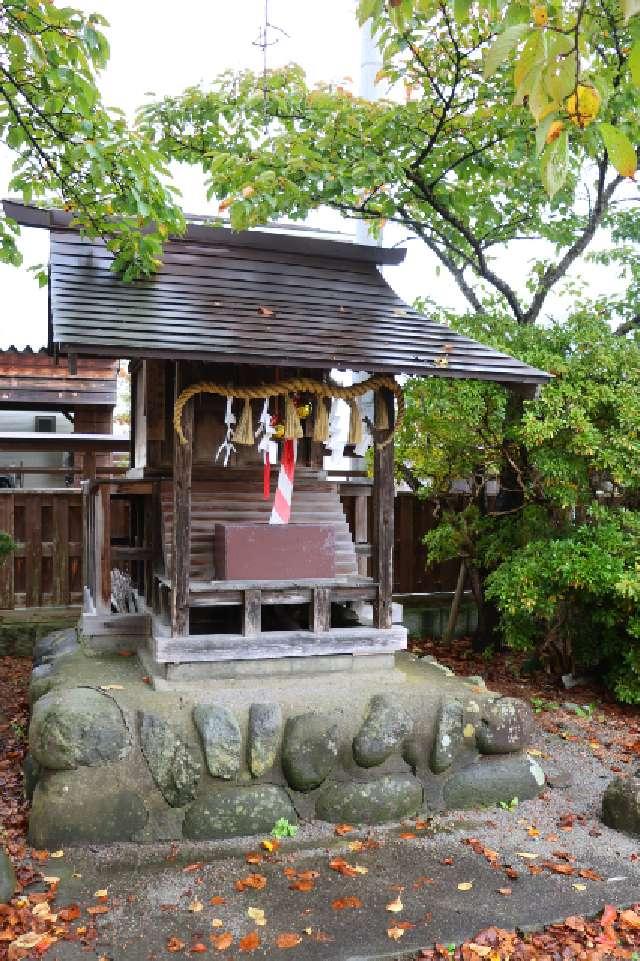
[252,0,289,132]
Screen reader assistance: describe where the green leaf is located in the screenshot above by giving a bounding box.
[600,123,637,178]
[629,39,640,86]
[483,24,528,79]
[541,129,569,197]
[454,0,473,20]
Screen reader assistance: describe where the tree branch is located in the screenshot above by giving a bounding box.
[522,160,623,324]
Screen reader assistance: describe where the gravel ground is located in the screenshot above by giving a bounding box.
[4,649,640,961]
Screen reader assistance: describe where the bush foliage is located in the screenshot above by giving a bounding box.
[399,305,640,701]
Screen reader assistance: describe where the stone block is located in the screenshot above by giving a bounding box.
[29,688,130,771]
[352,694,413,769]
[184,784,296,839]
[443,754,545,809]
[139,712,201,808]
[23,754,41,802]
[29,769,147,847]
[0,850,15,904]
[249,703,282,778]
[316,774,423,824]
[602,774,640,837]
[430,697,464,774]
[193,705,241,779]
[33,628,79,665]
[476,697,534,754]
[282,713,338,791]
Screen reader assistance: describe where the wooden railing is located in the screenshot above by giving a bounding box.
[0,489,83,609]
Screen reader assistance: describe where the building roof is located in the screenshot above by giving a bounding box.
[5,201,551,387]
[0,348,118,410]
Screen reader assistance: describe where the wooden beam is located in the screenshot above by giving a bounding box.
[310,586,331,632]
[242,588,261,638]
[98,484,111,612]
[171,363,193,637]
[373,386,395,630]
[153,625,407,663]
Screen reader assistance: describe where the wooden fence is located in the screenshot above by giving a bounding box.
[0,490,84,609]
[0,486,464,612]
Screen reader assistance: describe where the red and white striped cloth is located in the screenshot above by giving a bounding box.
[269,438,295,525]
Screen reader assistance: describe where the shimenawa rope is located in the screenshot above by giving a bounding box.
[173,375,403,449]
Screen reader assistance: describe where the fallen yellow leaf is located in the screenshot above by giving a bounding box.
[50,850,64,859]
[386,896,403,913]
[247,906,266,926]
[94,889,108,898]
[458,882,473,891]
[189,899,204,913]
[211,919,223,928]
[387,926,406,940]
[516,852,537,859]
[463,724,475,738]
[572,883,587,891]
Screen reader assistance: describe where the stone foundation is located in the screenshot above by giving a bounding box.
[25,628,544,846]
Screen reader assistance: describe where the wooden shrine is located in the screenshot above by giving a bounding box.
[5,201,550,674]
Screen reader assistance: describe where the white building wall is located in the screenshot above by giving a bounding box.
[0,410,74,489]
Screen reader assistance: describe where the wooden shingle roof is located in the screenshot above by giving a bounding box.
[6,202,550,386]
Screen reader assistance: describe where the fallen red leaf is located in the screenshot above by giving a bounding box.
[234,874,267,892]
[167,936,187,952]
[334,824,354,836]
[210,931,233,951]
[331,896,363,910]
[275,932,302,948]
[239,930,260,952]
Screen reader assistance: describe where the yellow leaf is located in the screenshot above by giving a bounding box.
[572,883,587,891]
[386,896,404,913]
[99,684,124,691]
[463,724,475,738]
[11,932,45,948]
[458,882,473,891]
[211,919,223,928]
[189,899,204,913]
[247,906,266,926]
[387,926,406,940]
[516,851,538,859]
[50,850,64,858]
[94,889,108,898]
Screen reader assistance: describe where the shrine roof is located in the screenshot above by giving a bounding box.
[5,201,550,387]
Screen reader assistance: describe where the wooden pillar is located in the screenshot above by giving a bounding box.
[354,492,369,577]
[373,386,395,630]
[171,364,192,637]
[83,450,96,481]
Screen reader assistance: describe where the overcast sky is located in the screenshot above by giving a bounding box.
[0,0,628,349]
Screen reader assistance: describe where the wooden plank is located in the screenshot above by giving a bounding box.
[373,387,395,630]
[310,586,331,633]
[24,495,42,607]
[0,494,15,609]
[99,485,111,611]
[52,495,70,605]
[354,493,369,578]
[153,625,407,663]
[242,588,261,638]
[171,363,193,637]
[145,359,166,442]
